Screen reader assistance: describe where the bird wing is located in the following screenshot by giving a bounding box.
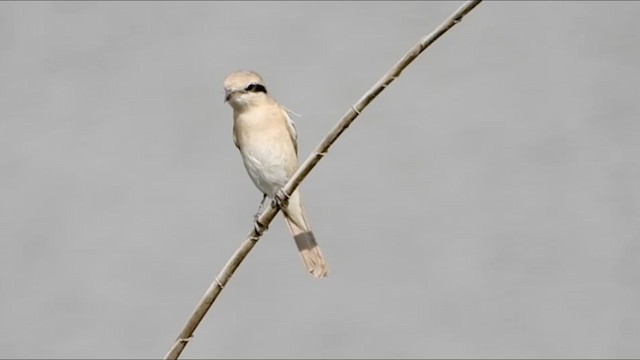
[281,106,298,155]
[232,123,240,150]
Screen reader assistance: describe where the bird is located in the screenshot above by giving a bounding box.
[223,70,328,278]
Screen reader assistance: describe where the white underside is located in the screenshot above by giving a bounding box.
[242,151,291,198]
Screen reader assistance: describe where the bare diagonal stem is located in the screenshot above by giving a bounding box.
[164,1,482,358]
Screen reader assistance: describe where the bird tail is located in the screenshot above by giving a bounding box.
[282,191,328,278]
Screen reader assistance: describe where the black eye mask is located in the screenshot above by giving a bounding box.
[245,83,267,94]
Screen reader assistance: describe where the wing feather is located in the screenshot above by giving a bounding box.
[281,106,298,155]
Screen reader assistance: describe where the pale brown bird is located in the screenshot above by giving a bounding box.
[223,70,328,278]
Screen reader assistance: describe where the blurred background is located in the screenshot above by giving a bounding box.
[1,1,639,358]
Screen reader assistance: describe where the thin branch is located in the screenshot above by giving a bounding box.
[164,1,483,359]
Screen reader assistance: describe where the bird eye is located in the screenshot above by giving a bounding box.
[244,83,267,93]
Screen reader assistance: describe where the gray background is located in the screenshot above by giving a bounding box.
[1,1,639,358]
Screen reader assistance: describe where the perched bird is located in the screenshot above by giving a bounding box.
[223,70,328,278]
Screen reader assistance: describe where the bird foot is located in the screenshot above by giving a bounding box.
[271,189,290,209]
[254,219,268,233]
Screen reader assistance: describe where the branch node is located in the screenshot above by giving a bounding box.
[382,75,397,87]
[316,151,328,158]
[351,105,361,115]
[215,277,224,289]
[178,336,193,344]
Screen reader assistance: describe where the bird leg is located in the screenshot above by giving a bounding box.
[254,193,267,222]
[253,194,268,233]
